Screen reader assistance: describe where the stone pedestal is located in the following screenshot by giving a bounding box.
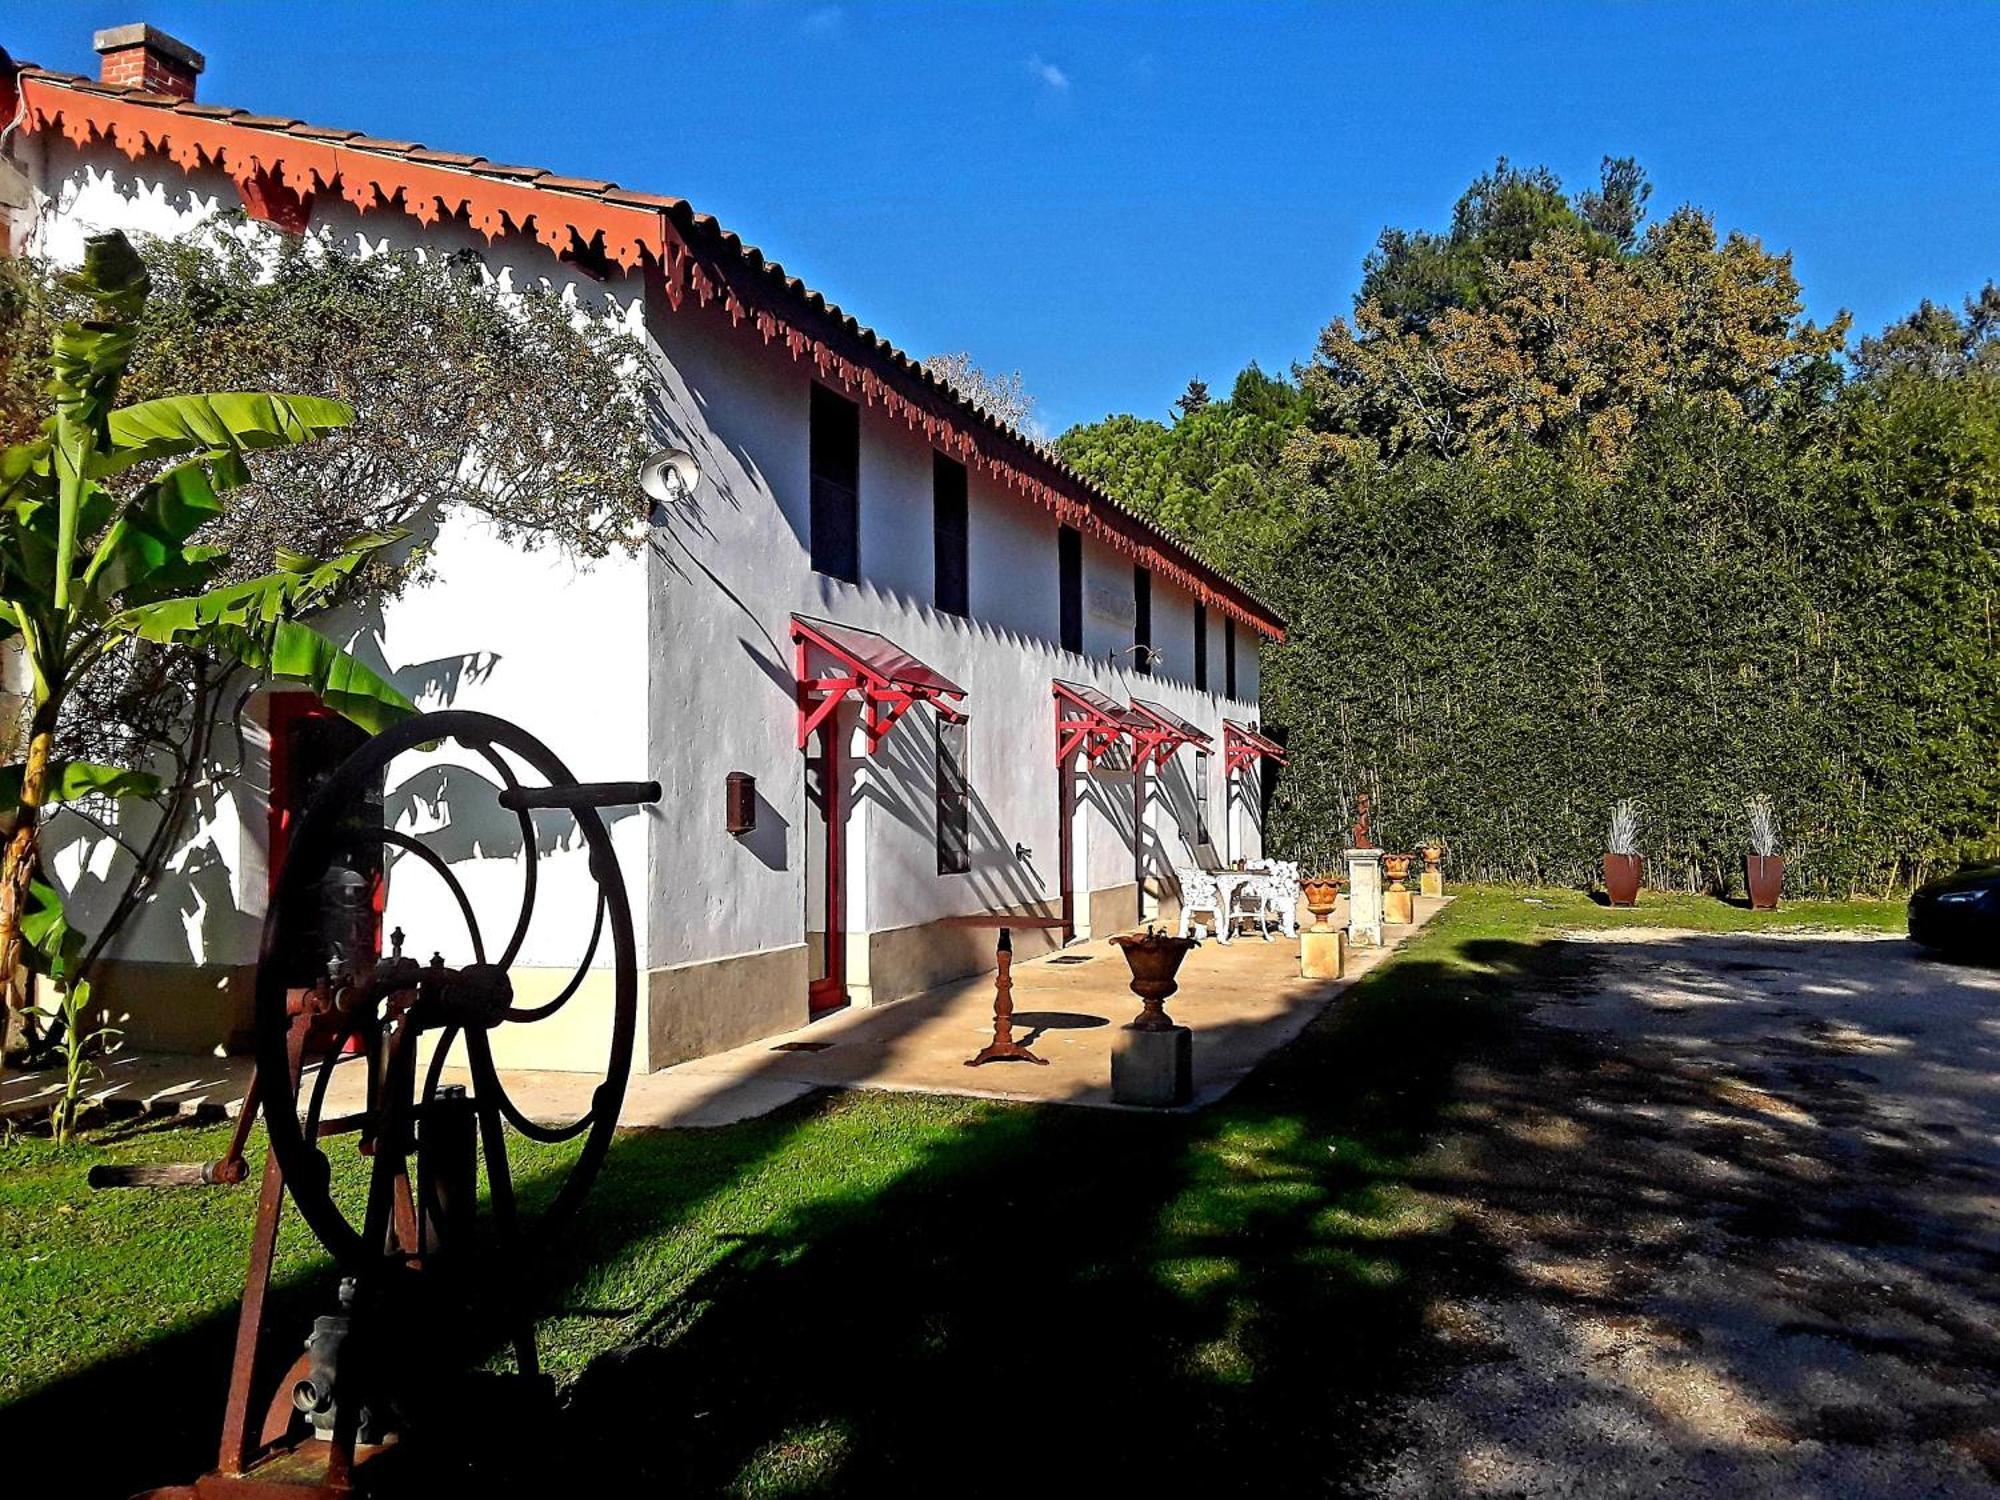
[1112,1024,1192,1107]
[1419,869,1443,899]
[1301,927,1345,980]
[1384,886,1414,925]
[1345,848,1384,948]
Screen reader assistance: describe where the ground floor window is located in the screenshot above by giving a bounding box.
[936,714,970,875]
[1194,748,1211,847]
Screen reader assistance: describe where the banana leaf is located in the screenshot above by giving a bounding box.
[0,761,163,811]
[101,393,353,474]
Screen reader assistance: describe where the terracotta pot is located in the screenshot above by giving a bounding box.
[1110,930,1200,1031]
[1602,852,1643,907]
[1383,854,1413,883]
[1420,844,1443,870]
[1301,878,1341,931]
[1745,855,1784,911]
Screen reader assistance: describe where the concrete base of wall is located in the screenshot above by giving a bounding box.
[862,900,1067,1008]
[1089,882,1140,938]
[647,944,807,1070]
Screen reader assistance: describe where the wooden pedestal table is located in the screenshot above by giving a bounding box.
[945,914,1070,1066]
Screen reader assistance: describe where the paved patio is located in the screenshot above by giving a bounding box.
[0,895,1444,1130]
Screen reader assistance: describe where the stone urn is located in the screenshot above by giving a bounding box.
[1110,928,1200,1032]
[1383,854,1415,925]
[1419,843,1445,898]
[1301,876,1342,932]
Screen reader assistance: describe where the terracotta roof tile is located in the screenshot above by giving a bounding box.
[473,162,548,181]
[406,148,486,168]
[344,136,423,155]
[534,173,617,194]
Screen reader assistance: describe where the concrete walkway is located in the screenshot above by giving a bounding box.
[0,896,1444,1131]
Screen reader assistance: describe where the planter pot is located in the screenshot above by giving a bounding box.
[1110,930,1201,1032]
[1602,852,1643,908]
[1745,855,1784,911]
[1383,854,1413,883]
[1301,878,1342,932]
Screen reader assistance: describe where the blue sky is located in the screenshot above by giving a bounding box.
[11,3,1999,433]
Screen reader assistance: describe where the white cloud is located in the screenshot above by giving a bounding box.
[1026,54,1071,92]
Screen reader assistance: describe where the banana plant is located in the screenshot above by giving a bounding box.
[0,230,413,1093]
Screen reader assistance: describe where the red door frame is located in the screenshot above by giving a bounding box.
[1057,746,1076,943]
[806,722,848,1014]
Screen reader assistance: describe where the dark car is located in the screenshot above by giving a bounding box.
[1908,862,2000,958]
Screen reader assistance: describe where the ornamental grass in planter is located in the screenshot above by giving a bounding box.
[1745,794,1784,910]
[1602,799,1643,907]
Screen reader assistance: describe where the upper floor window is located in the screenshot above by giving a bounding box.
[1224,617,1238,699]
[1058,526,1082,654]
[933,453,969,618]
[1193,602,1208,690]
[1134,566,1152,675]
[936,715,971,875]
[810,384,859,582]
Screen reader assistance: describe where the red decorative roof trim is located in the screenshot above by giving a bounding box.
[12,66,1285,641]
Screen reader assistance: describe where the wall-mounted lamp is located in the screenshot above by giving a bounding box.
[639,445,702,513]
[725,771,756,836]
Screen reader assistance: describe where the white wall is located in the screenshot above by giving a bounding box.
[22,135,656,996]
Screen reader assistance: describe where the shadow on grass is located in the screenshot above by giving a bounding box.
[11,926,1552,1497]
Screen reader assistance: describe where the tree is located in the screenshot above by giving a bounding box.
[1853,283,2000,381]
[1357,156,1647,331]
[925,350,1039,432]
[1303,204,1847,469]
[1173,379,1212,421]
[0,231,412,1134]
[1058,363,1309,575]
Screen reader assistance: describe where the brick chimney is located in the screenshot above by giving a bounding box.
[93,23,203,100]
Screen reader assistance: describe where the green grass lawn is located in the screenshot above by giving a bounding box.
[0,886,1905,1495]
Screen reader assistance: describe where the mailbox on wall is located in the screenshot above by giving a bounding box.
[725,771,756,836]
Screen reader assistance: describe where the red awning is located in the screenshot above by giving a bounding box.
[793,615,966,754]
[1053,679,1149,765]
[1128,698,1213,767]
[1222,718,1287,772]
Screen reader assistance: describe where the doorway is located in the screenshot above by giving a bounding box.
[1058,751,1090,942]
[804,721,848,1013]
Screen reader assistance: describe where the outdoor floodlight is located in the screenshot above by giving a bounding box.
[638,446,701,505]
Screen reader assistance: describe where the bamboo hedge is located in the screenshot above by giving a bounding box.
[1257,378,2000,897]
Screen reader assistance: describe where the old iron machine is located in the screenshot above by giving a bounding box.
[117,710,659,1497]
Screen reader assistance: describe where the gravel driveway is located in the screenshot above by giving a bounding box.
[1371,928,2000,1498]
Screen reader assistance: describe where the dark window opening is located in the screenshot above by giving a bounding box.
[1134,566,1152,675]
[1194,748,1211,847]
[936,715,971,875]
[1058,526,1082,654]
[809,383,860,582]
[1193,602,1208,690]
[1224,617,1238,699]
[933,452,968,617]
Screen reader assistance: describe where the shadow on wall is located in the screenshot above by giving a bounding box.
[860,709,1050,919]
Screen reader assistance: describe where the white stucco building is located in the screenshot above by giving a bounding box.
[0,24,1288,1071]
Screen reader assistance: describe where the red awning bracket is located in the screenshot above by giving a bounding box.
[1053,679,1148,766]
[1129,698,1213,769]
[792,616,966,755]
[1222,718,1287,773]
